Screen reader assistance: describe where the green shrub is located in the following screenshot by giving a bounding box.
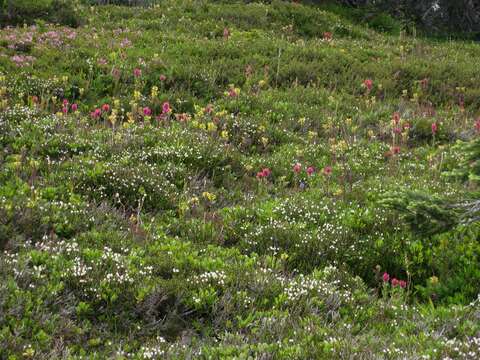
[1,0,82,27]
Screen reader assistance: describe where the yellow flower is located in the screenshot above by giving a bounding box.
[133,90,141,101]
[62,76,68,83]
[79,88,85,96]
[258,125,266,132]
[207,122,217,132]
[298,117,306,125]
[345,118,352,127]
[114,99,121,108]
[429,276,439,285]
[245,164,253,172]
[151,86,158,98]
[308,131,317,139]
[56,112,63,117]
[221,130,229,139]
[109,114,117,125]
[337,140,348,152]
[202,192,216,202]
[22,346,35,358]
[368,129,375,139]
[258,79,266,87]
[261,137,269,146]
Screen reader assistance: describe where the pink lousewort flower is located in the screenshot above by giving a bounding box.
[306,166,315,176]
[459,94,465,109]
[419,78,428,90]
[431,122,438,134]
[323,166,332,176]
[399,280,407,289]
[71,103,78,112]
[63,99,69,106]
[364,79,373,91]
[204,104,213,114]
[62,106,68,114]
[32,96,39,104]
[91,108,102,119]
[392,112,400,125]
[256,168,271,179]
[293,163,302,174]
[223,27,230,40]
[323,32,333,41]
[133,68,142,78]
[102,104,110,112]
[391,146,401,155]
[159,74,167,82]
[391,278,399,287]
[382,272,390,282]
[143,107,152,116]
[393,127,402,134]
[162,102,171,114]
[112,68,121,80]
[475,118,480,133]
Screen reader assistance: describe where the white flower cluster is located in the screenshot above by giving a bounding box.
[189,270,227,287]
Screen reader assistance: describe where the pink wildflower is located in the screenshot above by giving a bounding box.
[364,79,373,91]
[392,112,400,125]
[91,108,102,119]
[323,166,332,176]
[293,163,302,174]
[474,118,480,133]
[143,107,152,116]
[223,27,230,40]
[162,102,171,114]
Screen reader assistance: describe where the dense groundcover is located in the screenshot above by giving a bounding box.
[1,1,480,358]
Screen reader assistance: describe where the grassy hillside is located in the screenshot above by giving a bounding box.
[1,1,480,358]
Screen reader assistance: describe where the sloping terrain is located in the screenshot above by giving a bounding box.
[1,1,480,358]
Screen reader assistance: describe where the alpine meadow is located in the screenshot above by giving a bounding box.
[1,0,480,359]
